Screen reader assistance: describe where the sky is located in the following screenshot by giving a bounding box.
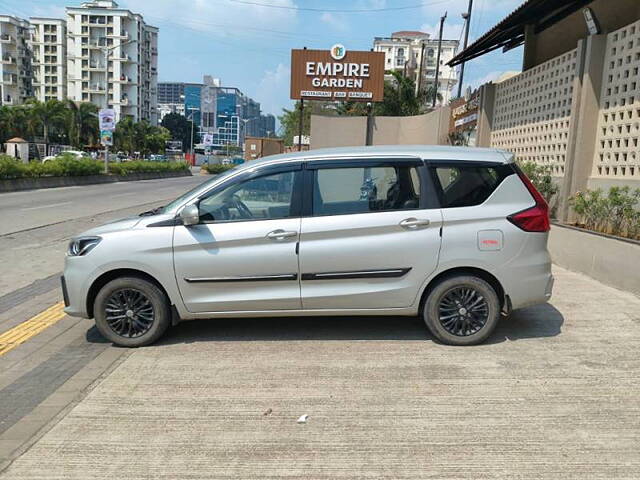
[5,0,525,130]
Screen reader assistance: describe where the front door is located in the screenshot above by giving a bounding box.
[173,166,302,313]
[299,159,442,310]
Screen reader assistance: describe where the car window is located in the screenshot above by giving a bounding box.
[199,170,297,222]
[434,164,513,208]
[313,165,420,216]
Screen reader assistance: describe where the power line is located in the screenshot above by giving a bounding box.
[225,0,448,13]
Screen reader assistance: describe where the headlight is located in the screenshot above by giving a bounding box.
[67,236,101,256]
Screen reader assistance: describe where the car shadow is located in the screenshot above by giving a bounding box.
[152,302,563,346]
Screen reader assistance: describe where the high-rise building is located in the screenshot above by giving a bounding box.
[158,75,274,148]
[65,0,158,124]
[30,17,67,102]
[373,31,459,105]
[0,15,33,106]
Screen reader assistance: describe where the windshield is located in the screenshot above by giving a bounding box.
[160,166,241,214]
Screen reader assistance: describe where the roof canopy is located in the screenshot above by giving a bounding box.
[448,0,592,66]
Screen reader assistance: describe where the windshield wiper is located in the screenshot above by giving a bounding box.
[139,206,164,216]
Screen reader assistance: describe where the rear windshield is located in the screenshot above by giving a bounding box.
[432,164,514,208]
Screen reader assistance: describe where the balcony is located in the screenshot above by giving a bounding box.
[116,75,135,84]
[2,74,17,85]
[86,83,106,93]
[0,34,12,43]
[107,31,129,39]
[1,56,16,64]
[87,63,106,71]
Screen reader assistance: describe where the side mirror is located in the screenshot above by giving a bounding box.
[179,204,200,226]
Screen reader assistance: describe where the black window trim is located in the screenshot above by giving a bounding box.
[194,163,304,225]
[425,160,517,209]
[301,157,441,217]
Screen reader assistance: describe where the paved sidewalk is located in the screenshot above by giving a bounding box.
[2,266,639,479]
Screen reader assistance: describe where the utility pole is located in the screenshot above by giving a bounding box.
[298,46,307,152]
[297,99,304,152]
[416,42,426,98]
[432,12,447,108]
[457,0,473,99]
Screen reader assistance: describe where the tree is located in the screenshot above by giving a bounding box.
[337,71,443,118]
[114,116,137,155]
[0,105,29,144]
[161,113,194,152]
[24,99,68,150]
[278,101,336,146]
[114,117,170,156]
[66,100,99,148]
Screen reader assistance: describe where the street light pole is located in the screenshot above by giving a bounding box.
[457,0,474,99]
[432,12,447,108]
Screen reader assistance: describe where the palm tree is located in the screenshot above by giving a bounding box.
[0,105,29,144]
[114,116,137,155]
[417,83,443,111]
[66,100,98,148]
[25,99,68,153]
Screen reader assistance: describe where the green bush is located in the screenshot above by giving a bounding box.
[0,155,27,179]
[0,154,188,179]
[108,160,189,176]
[0,154,102,179]
[517,160,559,205]
[201,163,235,175]
[570,187,640,240]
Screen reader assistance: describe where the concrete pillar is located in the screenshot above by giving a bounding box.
[523,24,537,71]
[475,82,495,148]
[558,35,607,222]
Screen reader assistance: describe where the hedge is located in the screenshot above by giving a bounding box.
[201,163,235,174]
[107,160,190,175]
[0,154,189,179]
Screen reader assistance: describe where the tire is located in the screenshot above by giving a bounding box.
[94,276,171,347]
[423,275,500,346]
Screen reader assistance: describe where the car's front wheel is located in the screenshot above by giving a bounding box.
[423,275,500,346]
[94,276,171,347]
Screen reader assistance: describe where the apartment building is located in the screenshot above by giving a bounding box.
[373,31,459,105]
[30,18,67,101]
[0,15,33,106]
[66,0,158,124]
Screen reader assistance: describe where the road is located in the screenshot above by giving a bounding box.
[0,174,208,236]
[0,176,639,478]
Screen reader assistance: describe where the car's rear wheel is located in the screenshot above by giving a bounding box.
[94,277,170,347]
[423,275,500,346]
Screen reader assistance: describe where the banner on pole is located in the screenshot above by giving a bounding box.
[100,130,113,147]
[99,109,116,131]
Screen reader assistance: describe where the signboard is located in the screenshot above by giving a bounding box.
[290,45,385,102]
[100,130,113,147]
[98,109,116,131]
[202,133,214,147]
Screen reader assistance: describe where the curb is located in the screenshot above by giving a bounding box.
[0,170,192,193]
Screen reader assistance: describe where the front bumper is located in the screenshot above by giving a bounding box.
[60,276,70,307]
[62,256,93,319]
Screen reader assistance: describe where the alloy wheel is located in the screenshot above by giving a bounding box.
[104,288,155,338]
[438,286,489,337]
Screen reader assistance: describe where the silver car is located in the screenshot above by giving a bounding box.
[62,146,553,347]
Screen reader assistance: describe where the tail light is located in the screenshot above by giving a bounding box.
[507,167,550,232]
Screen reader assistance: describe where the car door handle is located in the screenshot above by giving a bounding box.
[399,218,430,229]
[266,229,298,240]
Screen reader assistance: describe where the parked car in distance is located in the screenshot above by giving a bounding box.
[61,145,553,347]
[43,150,90,162]
[149,154,166,162]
